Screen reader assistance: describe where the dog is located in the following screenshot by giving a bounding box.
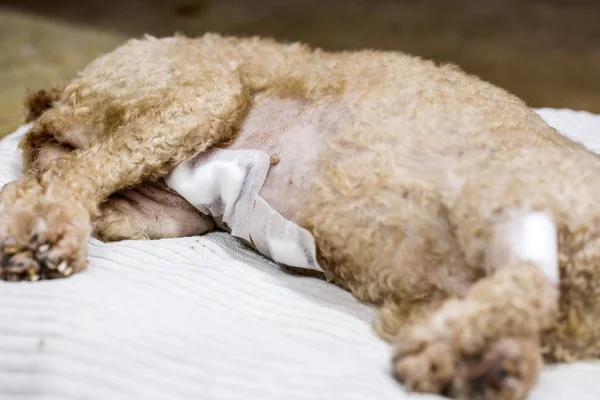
[1,33,599,399]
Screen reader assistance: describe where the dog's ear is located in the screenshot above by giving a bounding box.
[24,85,64,123]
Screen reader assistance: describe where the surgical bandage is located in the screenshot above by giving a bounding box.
[165,149,323,273]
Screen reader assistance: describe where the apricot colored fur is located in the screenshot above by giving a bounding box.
[1,34,600,399]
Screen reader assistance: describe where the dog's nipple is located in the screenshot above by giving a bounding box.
[270,154,280,166]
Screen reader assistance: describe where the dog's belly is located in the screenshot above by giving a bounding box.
[221,94,348,224]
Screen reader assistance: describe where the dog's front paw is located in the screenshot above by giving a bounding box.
[0,196,90,281]
[392,336,541,400]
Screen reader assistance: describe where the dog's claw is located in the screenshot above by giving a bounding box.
[57,261,67,273]
[27,267,40,281]
[3,246,20,254]
[1,235,82,282]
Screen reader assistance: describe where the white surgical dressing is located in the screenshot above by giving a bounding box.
[512,212,559,284]
[165,149,323,273]
[490,212,559,285]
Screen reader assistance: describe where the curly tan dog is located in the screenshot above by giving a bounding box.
[1,34,599,399]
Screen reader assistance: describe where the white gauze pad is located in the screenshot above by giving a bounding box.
[165,149,323,273]
[489,211,559,285]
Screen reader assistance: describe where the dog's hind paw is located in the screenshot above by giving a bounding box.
[392,336,541,400]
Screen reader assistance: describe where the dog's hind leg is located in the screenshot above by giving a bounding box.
[392,211,559,400]
[0,76,249,281]
[94,180,214,241]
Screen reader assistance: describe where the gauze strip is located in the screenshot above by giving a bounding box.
[165,149,323,273]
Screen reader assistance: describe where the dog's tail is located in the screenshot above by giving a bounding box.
[23,85,64,123]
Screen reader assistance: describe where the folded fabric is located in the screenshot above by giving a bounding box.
[0,109,599,400]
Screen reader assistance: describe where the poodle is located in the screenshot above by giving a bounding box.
[1,34,600,399]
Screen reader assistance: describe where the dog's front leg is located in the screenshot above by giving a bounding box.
[0,77,249,281]
[392,212,559,400]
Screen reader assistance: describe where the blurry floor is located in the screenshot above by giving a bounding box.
[0,12,122,135]
[0,0,599,135]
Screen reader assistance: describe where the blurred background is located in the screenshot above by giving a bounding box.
[0,0,599,135]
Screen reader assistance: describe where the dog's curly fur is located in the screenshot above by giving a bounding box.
[1,33,600,399]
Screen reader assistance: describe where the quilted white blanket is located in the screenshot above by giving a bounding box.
[1,109,600,400]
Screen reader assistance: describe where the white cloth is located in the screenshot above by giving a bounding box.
[0,109,599,400]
